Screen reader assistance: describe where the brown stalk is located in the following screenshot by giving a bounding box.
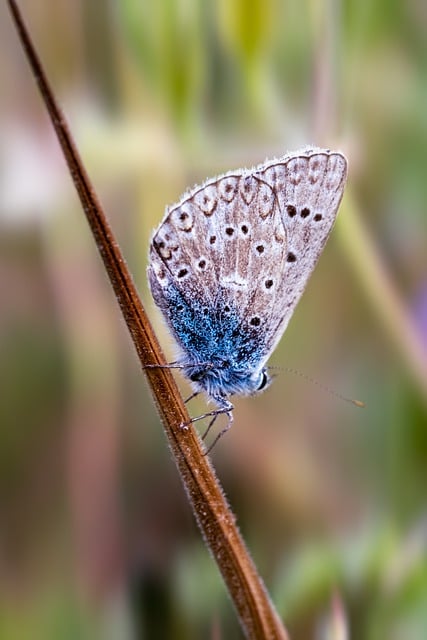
[7,1,289,637]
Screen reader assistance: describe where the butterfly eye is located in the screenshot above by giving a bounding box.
[257,370,269,391]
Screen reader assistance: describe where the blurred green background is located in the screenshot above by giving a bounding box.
[1,1,426,638]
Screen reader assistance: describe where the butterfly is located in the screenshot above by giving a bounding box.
[148,148,347,448]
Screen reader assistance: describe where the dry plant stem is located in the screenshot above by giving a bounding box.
[7,1,289,637]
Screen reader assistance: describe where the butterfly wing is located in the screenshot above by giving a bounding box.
[253,149,348,360]
[148,149,347,368]
[148,165,287,362]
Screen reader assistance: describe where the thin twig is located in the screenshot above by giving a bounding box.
[7,1,289,637]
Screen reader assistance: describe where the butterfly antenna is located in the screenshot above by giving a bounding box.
[268,366,365,408]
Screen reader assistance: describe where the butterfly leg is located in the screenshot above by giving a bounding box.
[183,399,233,427]
[143,361,181,369]
[201,414,219,441]
[180,399,234,453]
[203,409,234,455]
[184,391,200,404]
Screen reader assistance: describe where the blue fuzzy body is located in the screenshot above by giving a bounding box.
[155,283,266,401]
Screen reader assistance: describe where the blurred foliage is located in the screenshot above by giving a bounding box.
[0,0,426,638]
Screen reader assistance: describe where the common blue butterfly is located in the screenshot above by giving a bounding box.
[148,148,347,447]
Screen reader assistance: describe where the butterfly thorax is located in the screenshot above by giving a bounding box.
[182,359,270,399]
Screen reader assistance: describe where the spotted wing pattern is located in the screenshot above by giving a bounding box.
[148,148,347,368]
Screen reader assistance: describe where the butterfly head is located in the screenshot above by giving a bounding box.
[185,360,272,400]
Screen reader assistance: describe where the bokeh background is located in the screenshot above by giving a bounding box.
[1,1,426,638]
